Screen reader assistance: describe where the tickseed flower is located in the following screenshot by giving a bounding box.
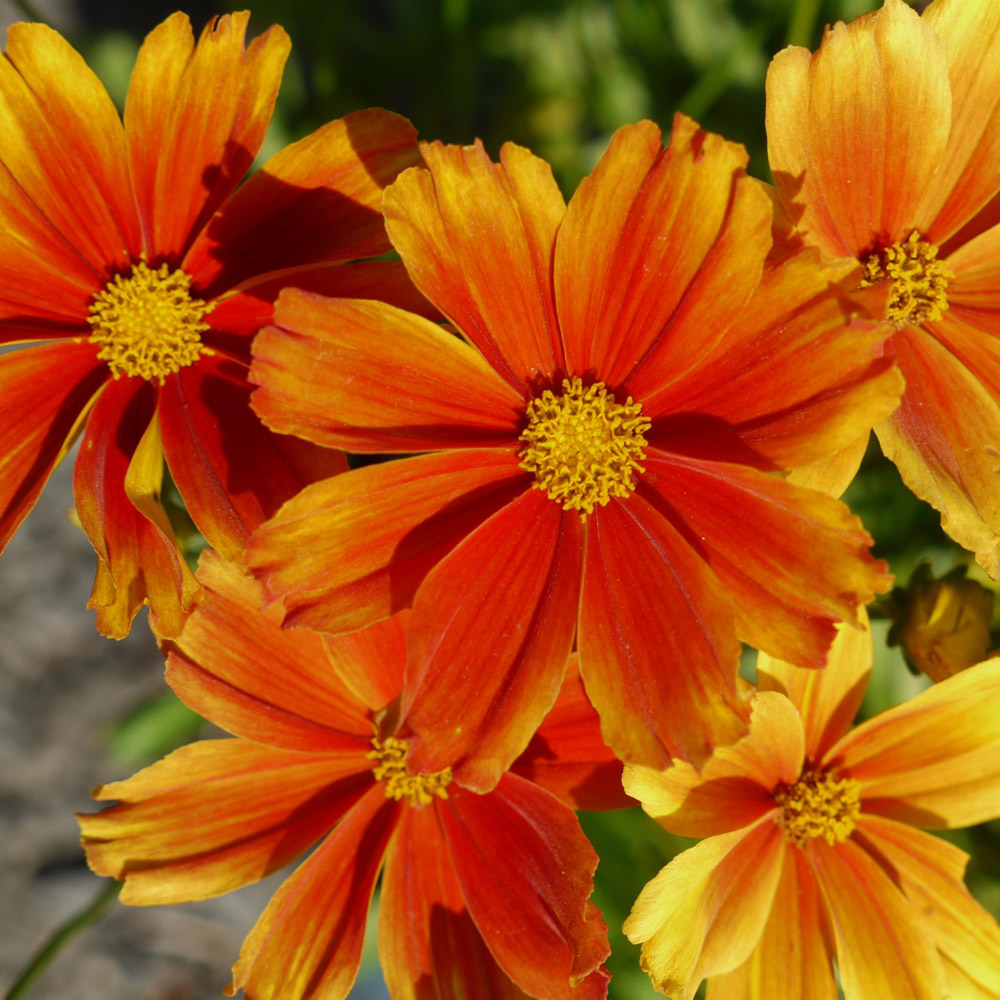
[78,552,624,1000]
[624,611,1000,1000]
[247,115,903,787]
[0,13,426,638]
[767,0,1000,575]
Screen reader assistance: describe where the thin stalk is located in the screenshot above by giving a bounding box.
[787,0,823,47]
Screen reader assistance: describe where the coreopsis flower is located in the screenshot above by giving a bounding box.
[79,551,622,1000]
[247,114,903,787]
[0,13,425,638]
[624,611,1000,1000]
[767,0,1000,574]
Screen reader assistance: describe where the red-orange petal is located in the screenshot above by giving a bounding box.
[0,343,106,553]
[402,488,581,792]
[250,289,523,454]
[647,456,889,669]
[383,140,566,392]
[945,222,1000,339]
[186,109,420,296]
[124,12,289,261]
[511,654,631,812]
[577,494,748,771]
[246,450,527,634]
[159,353,346,561]
[80,738,373,906]
[766,0,951,260]
[440,776,610,999]
[379,802,530,1000]
[557,116,771,396]
[228,785,397,1000]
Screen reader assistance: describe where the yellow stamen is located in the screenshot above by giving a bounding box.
[860,230,954,328]
[87,259,213,384]
[519,377,650,517]
[775,768,861,848]
[368,736,452,808]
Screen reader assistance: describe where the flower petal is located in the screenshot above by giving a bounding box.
[250,289,523,453]
[644,455,889,669]
[228,785,397,1000]
[945,221,1000,338]
[125,12,290,261]
[402,488,581,792]
[379,803,530,1000]
[511,654,631,812]
[809,837,948,1000]
[624,692,802,840]
[441,775,610,999]
[73,379,198,638]
[826,656,1000,828]
[0,343,106,553]
[383,140,565,392]
[557,116,771,396]
[159,353,346,561]
[624,819,785,1000]
[80,738,372,905]
[186,109,420,296]
[246,450,528,633]
[766,0,951,260]
[165,550,373,751]
[578,494,748,770]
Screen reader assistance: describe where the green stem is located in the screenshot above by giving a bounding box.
[4,880,120,1000]
[787,0,823,47]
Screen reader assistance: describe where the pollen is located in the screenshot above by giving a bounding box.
[519,377,651,516]
[368,736,453,808]
[860,230,954,328]
[775,768,861,848]
[87,259,213,384]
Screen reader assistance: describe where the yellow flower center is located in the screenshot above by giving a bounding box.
[87,259,213,384]
[368,736,453,808]
[519,376,650,516]
[775,768,861,848]
[860,230,954,328]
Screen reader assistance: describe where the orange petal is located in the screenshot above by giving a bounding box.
[440,775,610,999]
[186,109,420,295]
[165,550,373,751]
[945,222,1000,339]
[73,379,198,639]
[855,814,1000,997]
[825,656,1000,828]
[557,116,771,397]
[379,803,530,1000]
[577,493,747,771]
[786,432,870,499]
[80,739,373,905]
[624,692,802,839]
[0,343,106,553]
[246,450,527,633]
[757,607,872,760]
[511,654,631,812]
[918,1,1000,244]
[876,323,1000,576]
[402,488,581,792]
[645,456,890,669]
[229,785,397,1000]
[125,12,289,261]
[250,289,522,453]
[624,819,785,1000]
[809,837,948,1000]
[0,23,139,274]
[766,0,951,260]
[383,140,565,392]
[159,353,346,561]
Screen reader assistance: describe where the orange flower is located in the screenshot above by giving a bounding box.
[767,0,1000,574]
[247,115,902,787]
[78,552,622,1000]
[0,13,426,638]
[623,611,1000,1000]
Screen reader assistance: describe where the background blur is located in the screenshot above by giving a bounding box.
[2,1,998,998]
